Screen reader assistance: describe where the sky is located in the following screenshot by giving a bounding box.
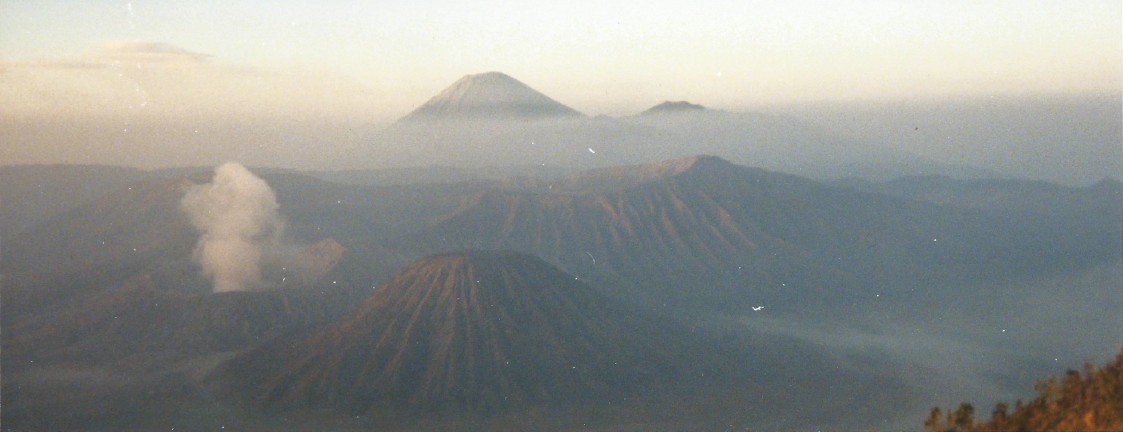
[0,0,1119,173]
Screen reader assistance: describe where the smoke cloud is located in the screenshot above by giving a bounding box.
[181,162,286,292]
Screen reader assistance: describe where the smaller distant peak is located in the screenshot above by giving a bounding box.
[641,100,708,115]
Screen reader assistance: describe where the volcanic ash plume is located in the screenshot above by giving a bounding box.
[181,162,285,292]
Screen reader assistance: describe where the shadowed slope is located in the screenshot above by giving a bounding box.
[227,251,704,414]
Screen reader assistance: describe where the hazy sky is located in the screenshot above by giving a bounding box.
[3,1,1119,115]
[1,1,1119,172]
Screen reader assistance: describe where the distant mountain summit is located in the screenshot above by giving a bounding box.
[641,100,708,115]
[226,250,698,413]
[397,72,583,123]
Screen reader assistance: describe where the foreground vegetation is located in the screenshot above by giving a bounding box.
[924,347,1123,432]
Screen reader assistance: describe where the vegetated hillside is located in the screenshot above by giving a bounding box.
[923,347,1123,432]
[402,155,1106,314]
[225,251,717,415]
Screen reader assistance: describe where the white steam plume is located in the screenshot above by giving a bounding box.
[181,162,285,292]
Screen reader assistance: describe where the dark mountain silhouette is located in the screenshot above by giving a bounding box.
[226,251,707,414]
[397,72,582,123]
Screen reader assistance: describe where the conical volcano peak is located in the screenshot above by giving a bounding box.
[398,72,582,122]
[227,249,694,413]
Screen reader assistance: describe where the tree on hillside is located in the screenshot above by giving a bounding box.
[989,402,1009,430]
[952,403,975,430]
[924,407,944,432]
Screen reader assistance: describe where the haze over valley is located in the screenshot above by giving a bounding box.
[2,2,1121,431]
